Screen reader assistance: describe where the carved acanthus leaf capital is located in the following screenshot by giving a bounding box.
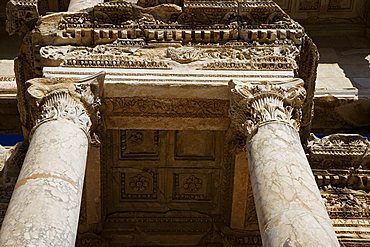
[229,79,306,138]
[25,72,105,139]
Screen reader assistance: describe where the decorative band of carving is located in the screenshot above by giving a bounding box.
[229,79,306,138]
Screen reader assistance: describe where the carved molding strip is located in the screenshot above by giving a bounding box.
[103,97,230,118]
[38,44,299,71]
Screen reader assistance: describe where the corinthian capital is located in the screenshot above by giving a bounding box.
[24,72,105,137]
[229,79,306,138]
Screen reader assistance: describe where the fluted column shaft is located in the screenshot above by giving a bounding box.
[230,79,339,247]
[0,74,104,246]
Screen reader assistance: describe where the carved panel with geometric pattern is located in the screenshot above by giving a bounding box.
[120,130,160,160]
[104,129,230,240]
[174,130,216,161]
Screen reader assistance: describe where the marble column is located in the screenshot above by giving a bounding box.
[230,79,339,247]
[0,145,6,172]
[0,73,104,246]
[68,0,104,12]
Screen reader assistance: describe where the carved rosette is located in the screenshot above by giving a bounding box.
[24,72,105,138]
[229,79,306,138]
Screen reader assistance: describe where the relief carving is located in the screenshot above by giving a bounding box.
[128,174,150,192]
[120,130,160,159]
[105,97,229,118]
[308,134,370,169]
[173,173,209,200]
[22,72,105,139]
[309,134,370,243]
[229,79,306,138]
[121,170,158,199]
[30,0,304,48]
[6,0,39,35]
[7,0,324,244]
[322,188,370,218]
[76,233,107,247]
[182,175,203,193]
[39,44,299,71]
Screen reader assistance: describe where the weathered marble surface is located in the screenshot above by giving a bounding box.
[0,145,6,171]
[0,120,88,246]
[247,122,339,247]
[68,0,104,12]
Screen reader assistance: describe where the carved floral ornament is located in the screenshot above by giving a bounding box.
[25,72,105,136]
[229,79,306,138]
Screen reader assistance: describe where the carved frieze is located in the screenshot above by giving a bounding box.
[308,134,370,244]
[30,0,304,47]
[229,79,306,138]
[104,97,229,118]
[14,0,318,147]
[322,187,370,219]
[308,134,370,169]
[38,44,299,71]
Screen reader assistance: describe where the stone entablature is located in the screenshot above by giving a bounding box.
[11,0,318,145]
